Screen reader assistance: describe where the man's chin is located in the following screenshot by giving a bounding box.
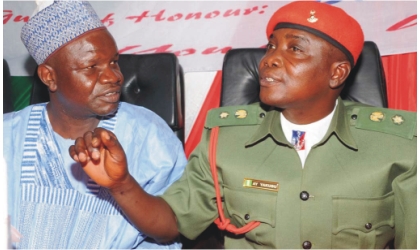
[259,93,278,107]
[96,103,119,117]
[259,95,287,111]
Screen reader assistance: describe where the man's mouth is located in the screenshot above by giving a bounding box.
[105,91,119,96]
[100,91,121,103]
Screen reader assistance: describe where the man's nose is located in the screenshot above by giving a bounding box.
[262,52,283,68]
[100,66,123,85]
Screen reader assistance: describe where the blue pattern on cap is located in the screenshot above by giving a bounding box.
[21,0,104,64]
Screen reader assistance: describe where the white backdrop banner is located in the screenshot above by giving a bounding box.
[3,0,417,75]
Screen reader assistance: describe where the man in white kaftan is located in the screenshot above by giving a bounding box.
[3,1,187,248]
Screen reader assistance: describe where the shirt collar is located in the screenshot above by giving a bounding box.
[245,98,358,150]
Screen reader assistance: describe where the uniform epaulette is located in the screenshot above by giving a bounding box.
[350,106,417,140]
[204,103,266,129]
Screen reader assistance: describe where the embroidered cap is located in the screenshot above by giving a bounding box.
[21,0,105,65]
[266,2,364,67]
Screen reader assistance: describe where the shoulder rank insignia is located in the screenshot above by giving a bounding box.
[370,111,385,122]
[219,112,229,119]
[391,115,404,125]
[355,107,416,139]
[205,104,265,129]
[235,109,247,119]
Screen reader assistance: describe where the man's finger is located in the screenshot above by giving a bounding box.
[83,130,101,158]
[73,137,91,163]
[69,145,80,162]
[97,130,126,163]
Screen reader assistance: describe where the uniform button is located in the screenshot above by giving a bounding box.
[365,223,372,230]
[300,191,309,201]
[244,214,250,220]
[351,114,358,120]
[302,241,312,249]
[259,113,266,118]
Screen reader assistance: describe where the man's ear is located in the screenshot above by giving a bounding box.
[330,61,351,89]
[37,64,57,92]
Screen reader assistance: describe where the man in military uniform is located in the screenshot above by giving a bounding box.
[70,1,416,248]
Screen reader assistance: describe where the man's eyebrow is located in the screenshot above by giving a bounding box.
[285,33,309,44]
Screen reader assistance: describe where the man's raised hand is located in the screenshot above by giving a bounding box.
[69,127,129,189]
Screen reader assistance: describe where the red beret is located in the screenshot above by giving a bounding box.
[266,2,364,67]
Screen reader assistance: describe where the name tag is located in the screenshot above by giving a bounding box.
[243,178,279,192]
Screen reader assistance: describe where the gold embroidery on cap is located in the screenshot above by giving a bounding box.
[235,109,248,119]
[219,112,229,119]
[243,178,279,192]
[392,115,404,125]
[307,10,318,23]
[370,111,385,122]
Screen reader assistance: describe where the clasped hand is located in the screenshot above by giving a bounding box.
[69,127,129,190]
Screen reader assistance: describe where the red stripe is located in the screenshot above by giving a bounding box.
[184,70,222,158]
[381,52,417,112]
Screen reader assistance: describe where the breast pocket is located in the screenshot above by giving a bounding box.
[223,184,277,246]
[331,192,395,248]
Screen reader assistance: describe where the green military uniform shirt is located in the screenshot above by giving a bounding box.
[161,98,417,249]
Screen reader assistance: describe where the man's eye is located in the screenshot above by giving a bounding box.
[86,65,95,69]
[266,43,276,50]
[292,46,302,52]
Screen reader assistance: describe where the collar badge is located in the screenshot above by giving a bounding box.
[307,10,318,23]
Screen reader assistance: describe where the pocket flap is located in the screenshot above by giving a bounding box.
[332,192,395,234]
[224,185,277,227]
